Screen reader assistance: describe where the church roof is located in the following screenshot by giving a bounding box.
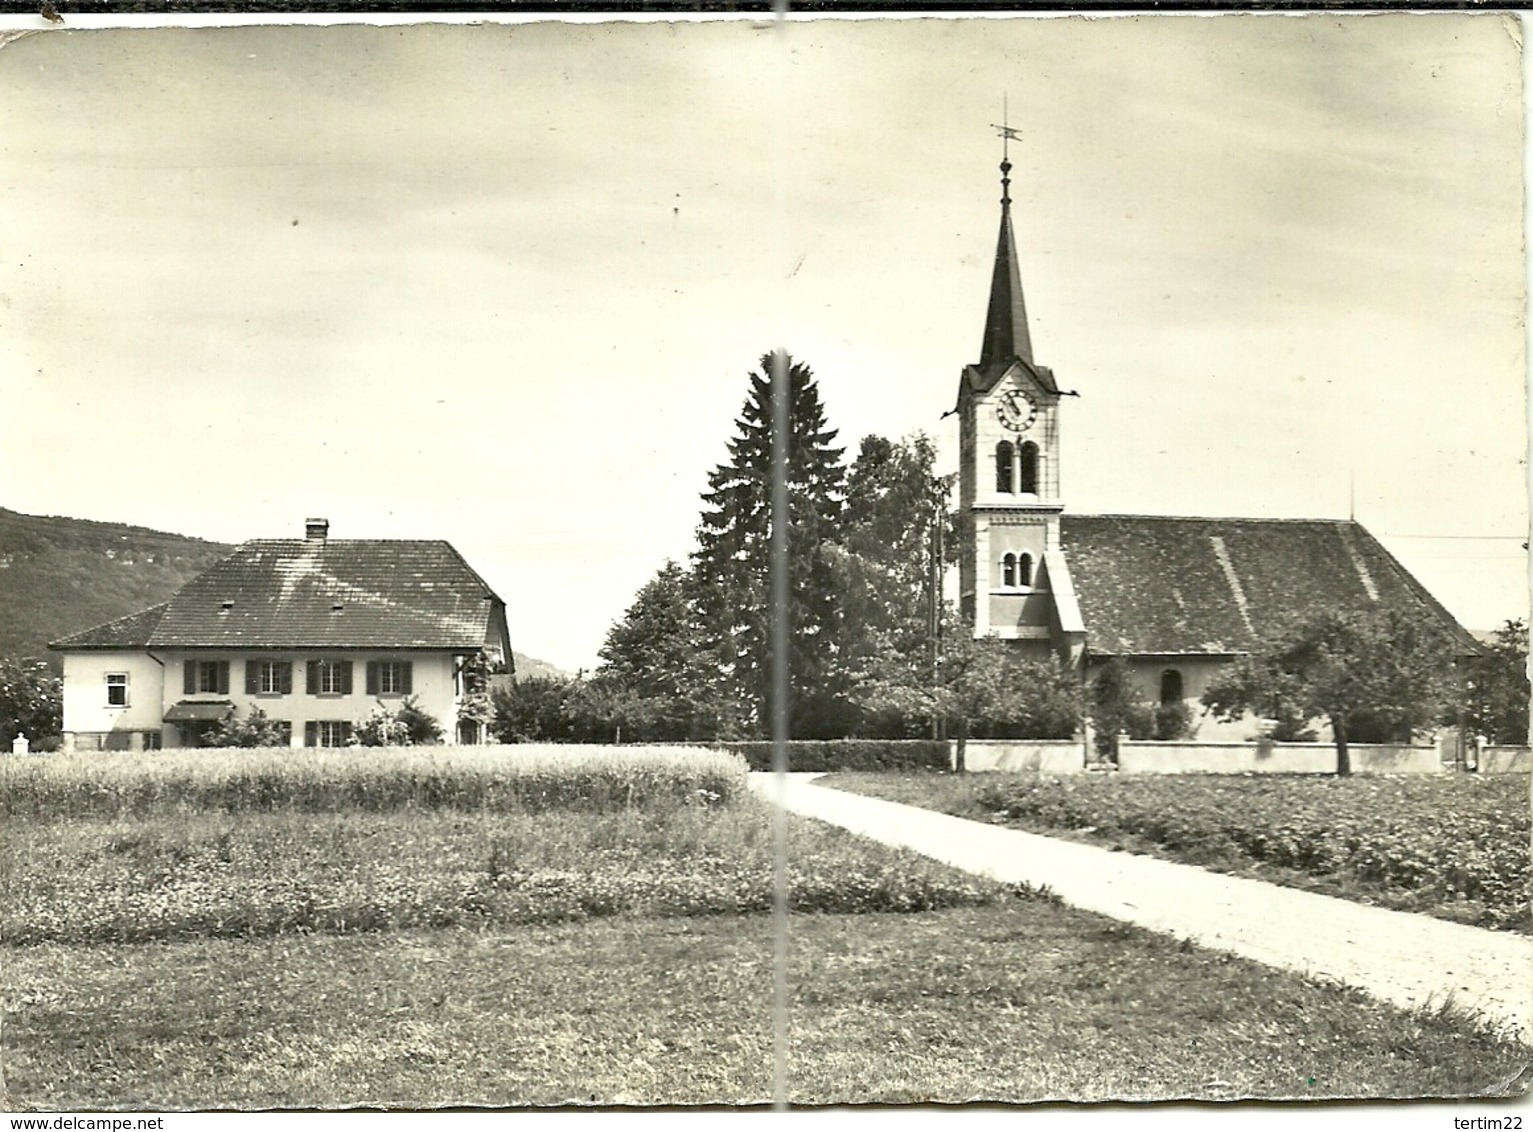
[979,165,1033,371]
[1058,515,1478,657]
[53,538,505,652]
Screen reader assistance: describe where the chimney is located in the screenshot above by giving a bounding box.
[305,518,329,541]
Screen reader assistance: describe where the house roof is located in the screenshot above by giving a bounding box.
[1058,515,1479,658]
[53,539,504,652]
[51,603,169,650]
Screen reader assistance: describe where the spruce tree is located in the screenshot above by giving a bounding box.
[692,352,847,737]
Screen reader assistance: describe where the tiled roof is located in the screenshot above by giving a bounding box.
[57,540,503,651]
[1059,515,1478,657]
[50,603,169,649]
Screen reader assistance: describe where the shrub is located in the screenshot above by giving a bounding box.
[354,696,443,746]
[209,707,292,749]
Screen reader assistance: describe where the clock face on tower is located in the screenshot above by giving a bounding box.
[995,388,1038,433]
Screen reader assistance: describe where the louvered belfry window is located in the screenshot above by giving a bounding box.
[995,441,1014,493]
[1019,442,1038,494]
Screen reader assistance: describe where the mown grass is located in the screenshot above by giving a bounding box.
[5,907,1525,1109]
[822,771,1532,932]
[2,802,1004,944]
[5,747,1527,1106]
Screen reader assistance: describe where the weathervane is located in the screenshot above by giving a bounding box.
[990,94,1020,205]
[991,93,1021,159]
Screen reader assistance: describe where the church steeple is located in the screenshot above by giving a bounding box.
[978,155,1034,369]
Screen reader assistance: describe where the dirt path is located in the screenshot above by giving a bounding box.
[751,773,1532,1044]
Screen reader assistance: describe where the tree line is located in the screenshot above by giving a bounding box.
[3,352,1527,763]
[492,351,1531,765]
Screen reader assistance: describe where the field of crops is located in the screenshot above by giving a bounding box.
[7,747,1529,1106]
[0,744,750,818]
[2,745,1003,946]
[825,772,1531,932]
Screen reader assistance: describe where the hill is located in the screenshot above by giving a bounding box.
[0,509,565,679]
[512,653,569,682]
[0,508,233,667]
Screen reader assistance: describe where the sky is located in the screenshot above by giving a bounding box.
[0,13,1526,673]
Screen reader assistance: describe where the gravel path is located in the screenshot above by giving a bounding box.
[751,772,1532,1043]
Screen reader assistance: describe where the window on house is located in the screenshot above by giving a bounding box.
[183,660,230,695]
[1019,442,1038,494]
[305,720,353,748]
[1018,553,1033,588]
[1160,669,1184,705]
[995,441,1014,493]
[142,730,163,751]
[270,721,293,747]
[1001,553,1017,588]
[105,673,129,707]
[246,660,293,696]
[306,659,353,696]
[367,660,413,697]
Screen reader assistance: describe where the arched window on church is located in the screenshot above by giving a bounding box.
[1001,552,1017,588]
[1018,441,1038,494]
[1159,669,1184,706]
[995,441,1014,494]
[1018,553,1033,588]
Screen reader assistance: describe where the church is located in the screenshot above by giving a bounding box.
[953,149,1478,741]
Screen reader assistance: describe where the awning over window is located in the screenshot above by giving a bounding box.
[163,699,235,723]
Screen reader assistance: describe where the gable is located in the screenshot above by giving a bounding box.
[960,357,1060,403]
[1059,515,1478,657]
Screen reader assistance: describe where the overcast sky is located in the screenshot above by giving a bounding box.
[0,14,1525,672]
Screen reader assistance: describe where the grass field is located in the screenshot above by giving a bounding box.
[3,746,1527,1106]
[821,771,1532,932]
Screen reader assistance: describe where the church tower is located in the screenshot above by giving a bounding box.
[956,149,1069,653]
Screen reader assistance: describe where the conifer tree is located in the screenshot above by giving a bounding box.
[691,352,847,737]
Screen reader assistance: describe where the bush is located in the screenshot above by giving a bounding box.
[354,696,443,746]
[209,707,291,749]
[711,739,950,773]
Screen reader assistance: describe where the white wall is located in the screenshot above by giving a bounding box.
[61,652,166,737]
[1118,740,1443,775]
[958,739,1086,773]
[158,651,460,746]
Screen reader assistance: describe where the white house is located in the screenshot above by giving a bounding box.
[50,519,512,750]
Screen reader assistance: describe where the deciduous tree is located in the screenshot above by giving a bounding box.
[593,561,712,741]
[1202,608,1458,775]
[859,628,1082,770]
[837,433,954,736]
[1465,618,1529,747]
